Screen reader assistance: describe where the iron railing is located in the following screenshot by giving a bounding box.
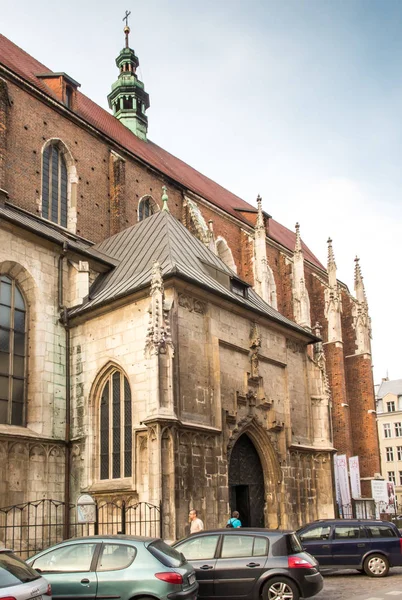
[0,498,161,559]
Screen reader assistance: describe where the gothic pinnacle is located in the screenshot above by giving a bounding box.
[327,237,336,270]
[295,222,302,253]
[255,194,264,230]
[354,256,367,304]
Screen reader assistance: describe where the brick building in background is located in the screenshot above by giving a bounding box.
[0,25,380,544]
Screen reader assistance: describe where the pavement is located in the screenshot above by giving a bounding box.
[313,568,402,600]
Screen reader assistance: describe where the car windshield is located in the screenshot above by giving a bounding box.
[0,551,41,588]
[148,540,185,568]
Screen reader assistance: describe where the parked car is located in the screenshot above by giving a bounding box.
[27,535,198,600]
[0,547,52,600]
[297,519,402,577]
[173,528,323,600]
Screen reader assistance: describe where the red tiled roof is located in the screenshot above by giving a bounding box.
[0,34,324,270]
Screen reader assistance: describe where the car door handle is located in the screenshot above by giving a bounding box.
[81,578,90,585]
[322,545,330,548]
[200,565,213,570]
[246,562,260,567]
[357,543,365,547]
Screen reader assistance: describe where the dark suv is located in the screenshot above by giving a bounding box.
[297,519,402,577]
[173,528,323,600]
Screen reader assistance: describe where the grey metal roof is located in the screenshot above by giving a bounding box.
[376,379,402,399]
[68,210,315,340]
[0,202,118,267]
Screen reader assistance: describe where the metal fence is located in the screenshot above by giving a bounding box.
[0,498,161,559]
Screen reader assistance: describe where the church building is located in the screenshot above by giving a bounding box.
[0,23,380,545]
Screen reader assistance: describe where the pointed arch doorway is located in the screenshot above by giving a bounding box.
[228,434,265,527]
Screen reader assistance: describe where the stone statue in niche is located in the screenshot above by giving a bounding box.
[249,322,261,380]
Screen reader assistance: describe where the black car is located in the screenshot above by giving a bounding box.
[297,519,402,577]
[173,528,323,600]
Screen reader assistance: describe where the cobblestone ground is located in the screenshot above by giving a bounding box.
[312,568,402,600]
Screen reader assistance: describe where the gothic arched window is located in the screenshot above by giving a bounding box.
[99,370,132,480]
[42,142,68,227]
[138,196,158,221]
[0,275,26,426]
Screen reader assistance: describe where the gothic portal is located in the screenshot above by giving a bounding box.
[228,434,265,527]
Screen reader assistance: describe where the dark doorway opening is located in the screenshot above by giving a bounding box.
[228,434,265,527]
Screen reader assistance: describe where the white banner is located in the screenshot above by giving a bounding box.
[371,479,388,503]
[349,456,361,499]
[335,454,351,508]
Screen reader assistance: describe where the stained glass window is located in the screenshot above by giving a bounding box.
[0,276,26,425]
[42,143,68,227]
[99,371,132,480]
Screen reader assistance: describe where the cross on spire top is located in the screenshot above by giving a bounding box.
[123,10,131,27]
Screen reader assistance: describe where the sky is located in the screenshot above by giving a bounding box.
[2,0,401,383]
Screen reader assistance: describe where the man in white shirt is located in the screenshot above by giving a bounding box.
[189,508,204,534]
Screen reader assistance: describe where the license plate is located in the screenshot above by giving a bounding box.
[188,573,196,585]
[31,596,42,600]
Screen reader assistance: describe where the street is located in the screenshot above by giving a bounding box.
[314,568,402,600]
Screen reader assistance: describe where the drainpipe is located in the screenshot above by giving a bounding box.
[58,243,71,539]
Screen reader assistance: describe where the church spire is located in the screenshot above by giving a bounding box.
[107,12,150,141]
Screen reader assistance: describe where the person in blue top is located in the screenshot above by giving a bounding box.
[226,510,242,528]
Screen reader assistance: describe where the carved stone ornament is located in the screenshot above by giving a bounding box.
[178,293,207,314]
[249,322,261,379]
[145,262,174,356]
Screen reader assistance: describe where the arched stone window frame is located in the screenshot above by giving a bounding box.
[215,236,237,273]
[91,363,133,484]
[0,262,35,427]
[138,195,159,222]
[40,138,78,233]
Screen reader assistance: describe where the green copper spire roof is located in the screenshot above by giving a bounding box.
[108,14,150,141]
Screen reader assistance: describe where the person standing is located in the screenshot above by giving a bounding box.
[189,509,204,534]
[226,510,242,528]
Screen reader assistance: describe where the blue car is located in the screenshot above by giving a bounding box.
[297,519,402,577]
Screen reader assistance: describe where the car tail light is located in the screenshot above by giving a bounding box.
[288,555,315,569]
[0,597,17,600]
[155,572,183,584]
[46,583,52,596]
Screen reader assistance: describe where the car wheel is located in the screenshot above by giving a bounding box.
[363,554,390,577]
[263,576,300,600]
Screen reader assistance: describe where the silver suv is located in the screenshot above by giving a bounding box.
[0,548,52,599]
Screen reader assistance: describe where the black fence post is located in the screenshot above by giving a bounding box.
[94,502,99,535]
[121,501,126,535]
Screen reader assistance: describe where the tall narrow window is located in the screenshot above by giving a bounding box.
[138,196,157,221]
[42,143,68,227]
[99,370,132,480]
[0,276,26,425]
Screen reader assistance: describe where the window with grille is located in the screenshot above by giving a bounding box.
[388,471,396,484]
[0,276,26,425]
[386,447,394,462]
[395,423,402,437]
[99,370,132,480]
[384,423,391,438]
[42,143,68,227]
[397,446,402,461]
[387,401,396,412]
[138,196,156,221]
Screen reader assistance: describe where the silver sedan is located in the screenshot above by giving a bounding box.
[0,548,51,599]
